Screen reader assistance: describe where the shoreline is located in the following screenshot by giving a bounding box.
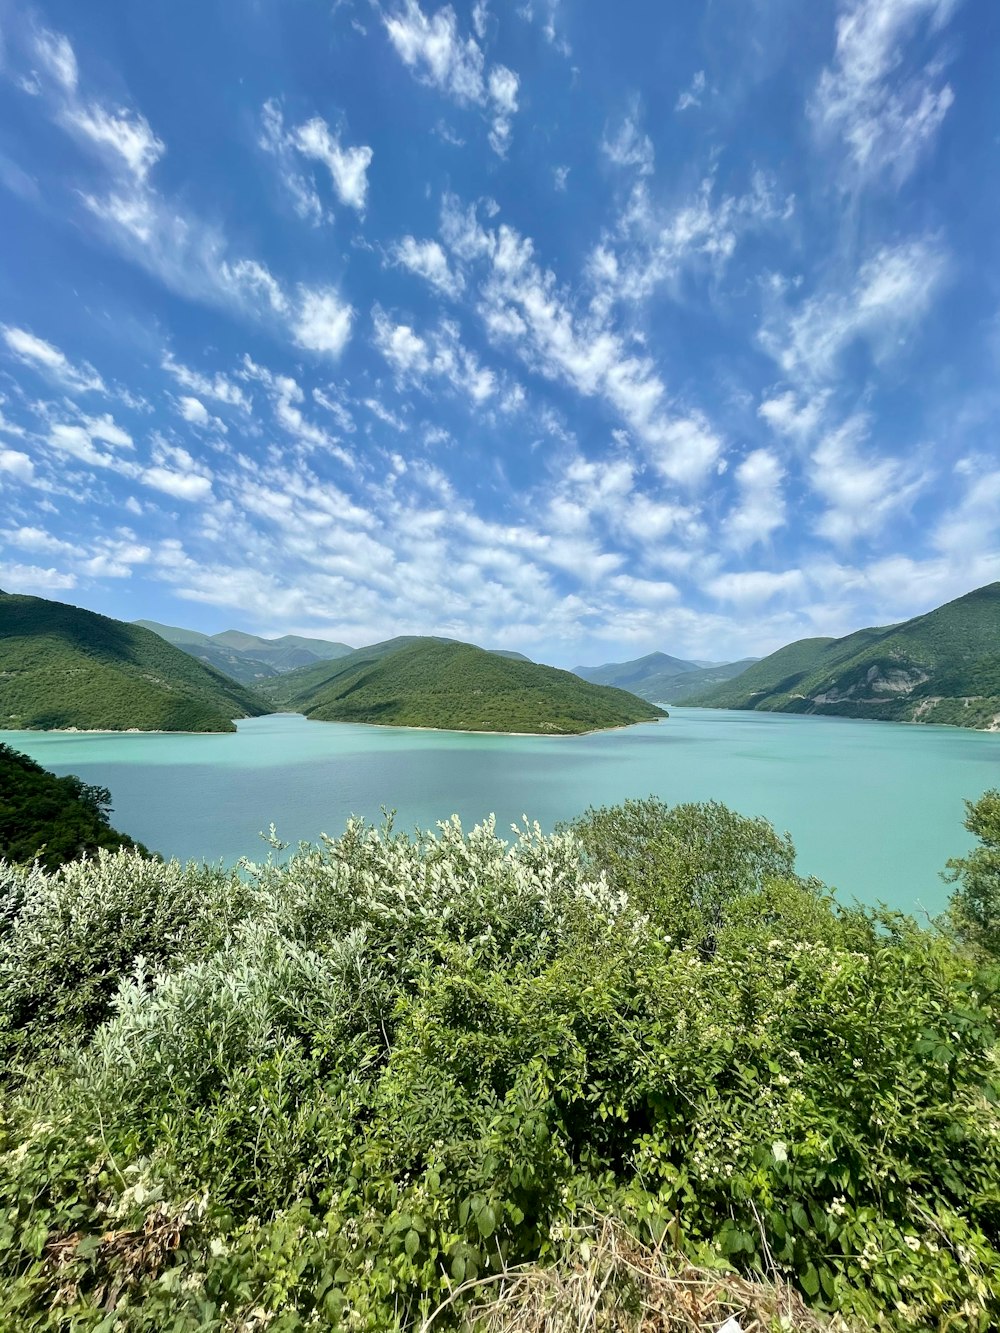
[297,714,666,739]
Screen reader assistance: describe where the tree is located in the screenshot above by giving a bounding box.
[568,797,796,950]
[943,789,1000,957]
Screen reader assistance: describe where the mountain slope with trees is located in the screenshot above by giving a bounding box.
[0,591,265,732]
[135,620,353,684]
[574,651,758,703]
[268,637,666,733]
[0,743,146,868]
[688,582,1000,729]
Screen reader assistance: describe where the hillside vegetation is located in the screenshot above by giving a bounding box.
[575,651,758,704]
[265,637,666,733]
[0,591,265,732]
[135,621,353,684]
[0,743,146,869]
[0,798,998,1329]
[689,582,1000,729]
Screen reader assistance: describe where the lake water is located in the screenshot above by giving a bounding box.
[4,709,999,915]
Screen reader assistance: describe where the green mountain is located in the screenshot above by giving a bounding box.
[134,620,353,684]
[688,582,1000,729]
[574,651,758,704]
[0,591,266,732]
[0,743,146,869]
[263,637,666,733]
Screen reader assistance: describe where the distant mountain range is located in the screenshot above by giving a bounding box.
[2,597,661,735]
[259,636,664,733]
[134,620,353,684]
[573,651,758,704]
[687,582,1000,730]
[0,592,265,732]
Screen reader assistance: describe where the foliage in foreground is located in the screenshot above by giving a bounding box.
[0,743,147,871]
[0,798,998,1330]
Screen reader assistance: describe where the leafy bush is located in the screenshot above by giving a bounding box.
[0,849,251,1062]
[0,802,997,1330]
[944,788,1000,958]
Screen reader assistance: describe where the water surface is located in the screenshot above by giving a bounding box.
[4,708,998,915]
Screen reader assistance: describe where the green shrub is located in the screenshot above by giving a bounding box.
[0,849,252,1065]
[0,804,997,1330]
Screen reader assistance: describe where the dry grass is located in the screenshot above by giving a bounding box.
[422,1218,846,1333]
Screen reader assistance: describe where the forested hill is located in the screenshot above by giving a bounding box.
[688,582,1000,729]
[574,651,758,704]
[134,620,353,684]
[0,743,145,868]
[0,591,266,732]
[263,637,666,733]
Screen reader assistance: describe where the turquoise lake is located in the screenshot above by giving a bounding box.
[4,708,998,915]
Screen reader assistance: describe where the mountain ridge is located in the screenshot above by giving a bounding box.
[0,592,265,732]
[573,651,758,704]
[687,582,1000,730]
[134,620,353,684]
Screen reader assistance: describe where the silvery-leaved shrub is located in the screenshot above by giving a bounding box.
[241,813,633,973]
[0,848,252,1063]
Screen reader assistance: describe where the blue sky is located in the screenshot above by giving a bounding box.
[0,0,997,666]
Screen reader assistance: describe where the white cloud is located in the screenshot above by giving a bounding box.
[451,212,723,482]
[293,116,373,212]
[45,415,134,470]
[142,467,213,502]
[725,449,787,551]
[675,69,706,112]
[34,28,78,91]
[373,310,497,404]
[259,99,327,225]
[602,115,654,175]
[553,165,570,191]
[384,0,486,102]
[487,65,519,156]
[66,103,165,181]
[220,259,290,315]
[0,562,76,592]
[383,1,520,155]
[758,390,829,443]
[589,173,793,313]
[392,236,464,297]
[178,396,210,426]
[761,237,947,385]
[162,354,250,411]
[293,288,354,358]
[810,414,928,545]
[1,525,76,556]
[933,462,1000,559]
[811,0,960,184]
[707,569,806,605]
[241,356,354,463]
[0,448,34,483]
[85,413,133,447]
[2,325,106,394]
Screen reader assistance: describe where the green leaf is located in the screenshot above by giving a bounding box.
[404,1229,419,1259]
[801,1262,820,1298]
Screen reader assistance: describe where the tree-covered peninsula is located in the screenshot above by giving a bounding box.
[262,637,666,733]
[1,793,998,1329]
[0,591,265,732]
